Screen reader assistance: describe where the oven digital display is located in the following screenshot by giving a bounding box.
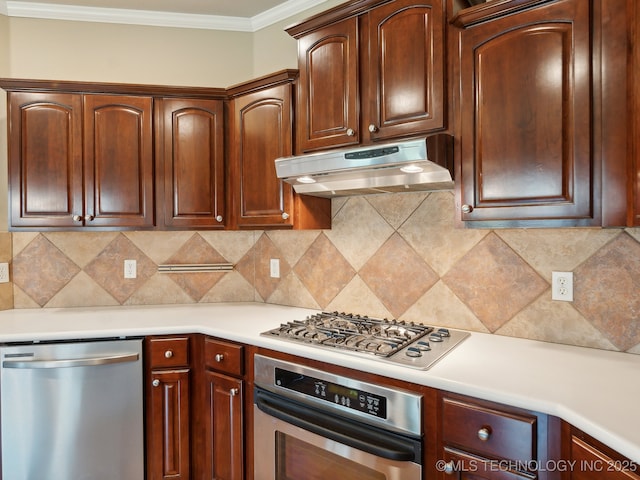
[274,368,387,418]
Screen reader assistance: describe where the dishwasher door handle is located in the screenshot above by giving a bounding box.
[2,352,139,369]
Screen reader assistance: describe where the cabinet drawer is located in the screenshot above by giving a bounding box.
[442,397,536,462]
[204,338,244,376]
[148,337,190,368]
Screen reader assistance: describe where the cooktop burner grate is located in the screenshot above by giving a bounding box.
[261,312,469,369]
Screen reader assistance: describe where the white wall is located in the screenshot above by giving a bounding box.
[251,0,344,78]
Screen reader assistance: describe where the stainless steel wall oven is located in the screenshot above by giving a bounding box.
[253,354,423,480]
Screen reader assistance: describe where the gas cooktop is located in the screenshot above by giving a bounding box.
[261,312,469,370]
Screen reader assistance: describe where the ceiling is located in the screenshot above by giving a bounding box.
[0,0,328,31]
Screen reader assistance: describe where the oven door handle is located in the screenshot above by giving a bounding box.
[255,388,418,462]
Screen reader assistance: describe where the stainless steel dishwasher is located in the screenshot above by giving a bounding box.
[0,338,144,480]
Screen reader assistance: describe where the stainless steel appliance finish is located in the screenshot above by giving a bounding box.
[261,311,469,370]
[0,338,144,480]
[254,354,423,480]
[274,135,454,197]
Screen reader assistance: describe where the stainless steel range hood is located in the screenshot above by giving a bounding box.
[275,134,454,197]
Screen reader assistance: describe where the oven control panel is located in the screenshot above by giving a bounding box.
[275,367,387,418]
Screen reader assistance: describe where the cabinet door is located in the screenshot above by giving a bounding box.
[147,369,191,480]
[83,94,154,227]
[296,17,360,152]
[8,92,83,228]
[229,83,294,228]
[456,0,593,223]
[202,370,243,480]
[570,435,639,480]
[156,98,225,229]
[443,448,534,480]
[363,0,445,141]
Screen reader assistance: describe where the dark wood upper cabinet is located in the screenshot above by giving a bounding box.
[83,94,154,228]
[5,88,154,229]
[294,17,360,151]
[288,0,446,153]
[362,0,446,141]
[155,98,225,229]
[227,71,331,230]
[452,0,631,227]
[7,92,83,229]
[454,0,594,225]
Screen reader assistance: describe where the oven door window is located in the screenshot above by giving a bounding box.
[276,432,385,480]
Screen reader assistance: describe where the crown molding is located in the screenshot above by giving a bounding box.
[3,0,328,31]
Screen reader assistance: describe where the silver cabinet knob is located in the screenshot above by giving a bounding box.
[282,212,290,220]
[214,353,224,363]
[72,215,82,222]
[443,461,455,475]
[477,427,491,441]
[164,350,173,358]
[84,215,94,221]
[368,124,378,133]
[215,215,223,222]
[346,128,355,137]
[152,379,160,387]
[230,388,239,396]
[461,204,474,214]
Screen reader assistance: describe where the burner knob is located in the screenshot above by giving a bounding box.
[405,347,422,358]
[437,328,451,337]
[429,333,444,342]
[416,341,431,351]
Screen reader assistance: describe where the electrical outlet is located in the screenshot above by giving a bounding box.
[0,263,9,283]
[270,259,280,278]
[552,271,573,301]
[124,259,137,279]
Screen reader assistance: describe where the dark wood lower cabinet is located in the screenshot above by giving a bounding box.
[148,369,191,480]
[201,370,244,480]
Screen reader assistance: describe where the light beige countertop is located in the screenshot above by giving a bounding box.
[0,302,638,463]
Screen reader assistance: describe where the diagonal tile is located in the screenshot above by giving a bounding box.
[267,271,321,309]
[125,274,195,306]
[200,271,257,304]
[573,232,640,350]
[13,234,80,306]
[164,233,229,301]
[267,230,321,267]
[294,233,356,308]
[84,234,156,304]
[398,192,488,276]
[325,275,392,319]
[497,295,617,350]
[125,231,196,264]
[366,192,429,229]
[247,233,291,301]
[359,233,439,318]
[442,232,548,332]
[496,228,620,279]
[46,271,120,308]
[403,281,490,332]
[45,232,119,268]
[199,230,258,264]
[325,196,394,270]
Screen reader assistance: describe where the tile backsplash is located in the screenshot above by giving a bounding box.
[3,191,640,355]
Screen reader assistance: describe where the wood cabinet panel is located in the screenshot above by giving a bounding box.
[442,397,536,463]
[456,0,594,224]
[7,92,83,228]
[147,369,191,480]
[296,17,360,152]
[148,336,190,368]
[83,94,154,227]
[156,98,225,228]
[202,371,244,480]
[204,337,244,376]
[363,0,445,141]
[443,447,535,480]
